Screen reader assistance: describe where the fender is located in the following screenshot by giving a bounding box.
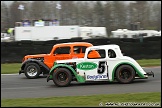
[20,59,50,73]
[49,64,85,83]
[111,62,145,81]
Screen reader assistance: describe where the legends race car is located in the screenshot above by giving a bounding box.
[19,42,93,79]
[47,44,154,87]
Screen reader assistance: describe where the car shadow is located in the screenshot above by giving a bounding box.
[19,75,48,79]
[47,79,150,88]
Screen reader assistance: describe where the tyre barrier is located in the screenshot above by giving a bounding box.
[120,38,136,43]
[70,37,83,42]
[144,36,161,42]
[32,41,45,46]
[44,40,57,46]
[1,37,161,63]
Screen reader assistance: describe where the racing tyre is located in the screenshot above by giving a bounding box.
[53,68,72,87]
[116,65,135,84]
[24,63,41,79]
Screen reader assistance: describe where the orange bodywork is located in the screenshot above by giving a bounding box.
[23,42,93,69]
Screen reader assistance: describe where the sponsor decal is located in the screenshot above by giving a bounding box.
[87,75,107,80]
[77,62,97,70]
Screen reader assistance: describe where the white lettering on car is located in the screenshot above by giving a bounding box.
[87,75,107,80]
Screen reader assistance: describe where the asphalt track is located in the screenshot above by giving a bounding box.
[1,66,161,99]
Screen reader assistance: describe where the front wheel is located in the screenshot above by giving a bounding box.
[53,68,72,87]
[116,65,135,84]
[24,63,41,79]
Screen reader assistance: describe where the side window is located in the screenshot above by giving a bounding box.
[73,46,87,54]
[54,47,70,55]
[87,49,105,59]
[108,49,116,58]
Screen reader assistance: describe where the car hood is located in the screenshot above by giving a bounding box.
[25,54,50,59]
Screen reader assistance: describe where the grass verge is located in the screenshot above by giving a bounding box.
[137,59,161,67]
[1,63,21,74]
[1,92,161,107]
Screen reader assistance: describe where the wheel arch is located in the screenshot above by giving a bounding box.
[50,64,86,83]
[112,62,145,81]
[49,64,77,77]
[21,59,50,74]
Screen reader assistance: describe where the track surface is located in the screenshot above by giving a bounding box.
[1,67,161,99]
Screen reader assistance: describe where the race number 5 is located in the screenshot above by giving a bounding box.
[98,61,106,74]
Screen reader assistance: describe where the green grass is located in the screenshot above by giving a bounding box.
[1,60,161,107]
[1,59,161,74]
[1,92,161,107]
[1,63,22,74]
[136,59,161,67]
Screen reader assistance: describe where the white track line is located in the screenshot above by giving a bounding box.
[1,73,20,75]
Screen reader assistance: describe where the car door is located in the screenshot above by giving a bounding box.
[54,46,72,60]
[46,46,72,69]
[76,49,108,81]
[72,46,87,59]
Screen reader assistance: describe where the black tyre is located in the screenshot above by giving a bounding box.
[116,65,135,84]
[53,68,72,87]
[24,63,41,79]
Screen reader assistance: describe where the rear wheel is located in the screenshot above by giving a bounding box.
[116,65,135,84]
[53,68,72,87]
[24,63,41,79]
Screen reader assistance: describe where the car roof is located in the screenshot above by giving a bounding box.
[53,42,93,47]
[87,44,119,50]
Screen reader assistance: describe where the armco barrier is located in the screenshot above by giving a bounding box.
[44,40,57,46]
[1,37,161,63]
[143,36,161,42]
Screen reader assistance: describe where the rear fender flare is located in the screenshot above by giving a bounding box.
[49,64,77,76]
[49,64,86,83]
[111,62,145,81]
[21,59,50,72]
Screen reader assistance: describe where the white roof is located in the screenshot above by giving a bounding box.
[87,44,119,50]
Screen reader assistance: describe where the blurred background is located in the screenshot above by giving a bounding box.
[1,1,161,63]
[1,1,161,36]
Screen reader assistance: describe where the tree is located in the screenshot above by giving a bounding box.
[103,1,113,35]
[10,1,23,27]
[93,1,104,27]
[1,1,161,33]
[1,2,10,31]
[128,1,149,30]
[59,1,76,25]
[76,1,95,26]
[30,1,49,20]
[111,1,128,30]
[151,2,161,30]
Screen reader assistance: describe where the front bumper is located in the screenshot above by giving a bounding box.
[19,70,24,74]
[47,75,52,82]
[146,71,154,77]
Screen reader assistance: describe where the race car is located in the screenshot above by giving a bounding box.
[47,44,154,87]
[19,42,93,79]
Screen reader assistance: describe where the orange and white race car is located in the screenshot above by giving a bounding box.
[47,44,154,87]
